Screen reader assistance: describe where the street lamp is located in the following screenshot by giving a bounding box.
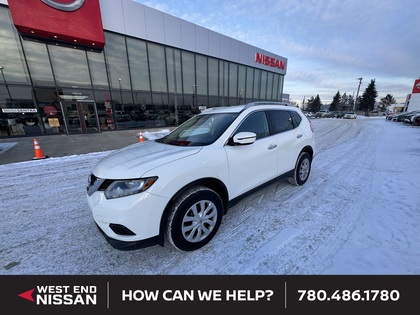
[238,88,243,104]
[118,78,123,105]
[0,65,12,102]
[353,77,362,112]
[192,84,198,108]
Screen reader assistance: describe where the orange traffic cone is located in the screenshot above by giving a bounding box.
[33,138,47,159]
[139,130,144,142]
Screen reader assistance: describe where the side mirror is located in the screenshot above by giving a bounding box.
[232,132,256,145]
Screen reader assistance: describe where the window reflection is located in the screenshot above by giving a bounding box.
[127,38,150,91]
[87,50,109,89]
[49,45,91,88]
[0,7,30,84]
[22,40,55,86]
[104,32,131,90]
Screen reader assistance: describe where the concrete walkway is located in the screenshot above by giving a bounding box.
[0,129,152,165]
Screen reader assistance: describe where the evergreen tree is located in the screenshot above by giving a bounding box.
[307,95,322,112]
[380,94,396,112]
[339,93,348,111]
[347,94,355,112]
[306,96,315,112]
[329,91,341,111]
[358,79,378,115]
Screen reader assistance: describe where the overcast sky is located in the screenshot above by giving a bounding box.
[138,0,419,106]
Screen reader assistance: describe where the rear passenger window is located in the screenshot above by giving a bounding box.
[268,110,294,134]
[289,111,302,127]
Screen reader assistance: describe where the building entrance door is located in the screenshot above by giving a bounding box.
[63,100,100,134]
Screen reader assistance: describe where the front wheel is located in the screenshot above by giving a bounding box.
[288,152,312,186]
[166,186,223,251]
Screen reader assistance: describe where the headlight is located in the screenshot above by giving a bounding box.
[104,177,158,199]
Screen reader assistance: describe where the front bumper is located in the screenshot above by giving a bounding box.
[95,223,163,250]
[86,190,169,250]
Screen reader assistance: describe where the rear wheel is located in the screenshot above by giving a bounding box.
[288,152,312,186]
[166,186,223,251]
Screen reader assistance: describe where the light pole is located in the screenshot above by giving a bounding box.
[238,88,243,104]
[0,65,12,102]
[192,84,198,109]
[353,77,362,112]
[118,78,123,105]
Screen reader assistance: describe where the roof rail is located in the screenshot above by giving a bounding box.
[241,101,290,112]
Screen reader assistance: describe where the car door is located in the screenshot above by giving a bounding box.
[224,111,279,199]
[267,109,302,175]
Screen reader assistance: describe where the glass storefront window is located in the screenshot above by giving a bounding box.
[260,70,268,100]
[273,74,279,101]
[104,32,131,90]
[22,40,55,86]
[253,69,261,100]
[219,61,229,106]
[87,50,109,89]
[196,55,208,95]
[49,45,91,88]
[1,85,40,136]
[208,58,218,96]
[229,63,238,98]
[238,65,246,104]
[0,7,30,84]
[127,38,150,91]
[148,43,167,93]
[34,87,65,135]
[166,48,182,94]
[246,67,254,100]
[267,72,274,100]
[182,51,195,96]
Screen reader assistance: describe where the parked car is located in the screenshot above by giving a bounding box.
[315,110,328,118]
[343,112,357,119]
[411,113,420,126]
[86,102,316,251]
[402,110,420,124]
[327,111,345,118]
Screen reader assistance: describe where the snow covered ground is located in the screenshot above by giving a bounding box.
[0,117,419,275]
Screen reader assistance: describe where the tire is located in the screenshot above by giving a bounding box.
[166,186,223,251]
[288,152,312,186]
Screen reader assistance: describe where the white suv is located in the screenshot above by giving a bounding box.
[86,102,316,251]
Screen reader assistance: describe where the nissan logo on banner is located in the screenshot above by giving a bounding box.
[8,0,105,50]
[41,0,85,12]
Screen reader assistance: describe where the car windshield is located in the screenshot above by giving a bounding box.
[156,113,238,146]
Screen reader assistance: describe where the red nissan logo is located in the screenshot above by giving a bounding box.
[41,0,85,12]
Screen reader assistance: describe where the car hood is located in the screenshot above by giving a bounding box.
[92,140,201,179]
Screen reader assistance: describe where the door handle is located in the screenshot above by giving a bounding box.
[268,144,277,150]
[296,134,303,138]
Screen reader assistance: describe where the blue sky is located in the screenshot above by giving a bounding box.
[137,0,419,106]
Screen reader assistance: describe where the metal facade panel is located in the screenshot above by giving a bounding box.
[143,5,165,43]
[163,14,182,48]
[100,0,125,35]
[229,39,241,62]
[180,20,196,52]
[208,30,221,58]
[195,26,209,55]
[219,35,231,60]
[121,0,147,39]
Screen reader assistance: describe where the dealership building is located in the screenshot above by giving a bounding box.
[0,0,287,137]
